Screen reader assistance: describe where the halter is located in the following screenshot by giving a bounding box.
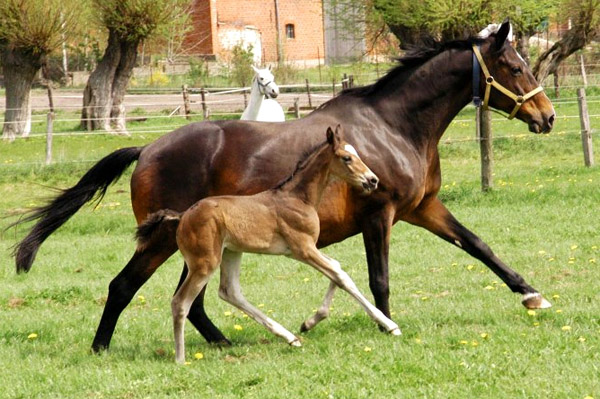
[256,76,275,99]
[472,44,544,119]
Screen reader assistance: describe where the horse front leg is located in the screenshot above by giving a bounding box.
[359,207,395,318]
[405,197,551,309]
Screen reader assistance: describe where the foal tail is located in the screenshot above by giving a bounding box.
[10,146,143,273]
[135,209,182,251]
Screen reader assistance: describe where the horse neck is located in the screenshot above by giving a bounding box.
[371,47,473,146]
[278,144,332,207]
[244,78,264,120]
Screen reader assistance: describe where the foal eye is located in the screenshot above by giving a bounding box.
[342,156,352,163]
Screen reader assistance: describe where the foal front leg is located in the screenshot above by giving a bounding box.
[300,247,401,335]
[218,250,301,346]
[405,197,551,309]
[300,281,336,332]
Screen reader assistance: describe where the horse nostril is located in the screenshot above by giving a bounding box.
[548,114,555,128]
[369,177,379,186]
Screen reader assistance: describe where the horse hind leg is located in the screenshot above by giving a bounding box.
[91,242,178,353]
[218,250,301,346]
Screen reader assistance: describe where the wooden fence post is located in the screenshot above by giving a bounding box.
[182,84,191,120]
[332,78,336,97]
[243,89,248,108]
[293,98,300,119]
[478,107,493,191]
[579,54,588,88]
[45,112,54,165]
[305,79,312,109]
[342,73,348,90]
[349,75,354,88]
[577,88,594,167]
[200,88,209,119]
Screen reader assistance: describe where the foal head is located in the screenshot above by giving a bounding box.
[252,66,279,99]
[476,20,555,133]
[326,125,379,193]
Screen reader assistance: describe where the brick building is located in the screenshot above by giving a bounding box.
[184,0,326,65]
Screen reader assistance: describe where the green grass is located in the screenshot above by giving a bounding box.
[0,101,599,399]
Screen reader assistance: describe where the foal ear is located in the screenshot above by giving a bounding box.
[494,19,512,51]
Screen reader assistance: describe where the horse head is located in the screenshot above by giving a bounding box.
[252,65,280,99]
[475,20,555,133]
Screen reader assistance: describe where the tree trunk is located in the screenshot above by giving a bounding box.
[110,39,139,134]
[81,29,121,132]
[533,4,598,84]
[1,47,42,141]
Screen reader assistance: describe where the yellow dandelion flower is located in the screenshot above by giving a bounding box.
[184,361,191,366]
[414,338,422,344]
[234,324,243,331]
[583,396,593,399]
[556,309,563,313]
[538,250,546,255]
[577,336,586,343]
[527,310,536,316]
[224,311,232,316]
[421,296,429,301]
[471,341,478,347]
[552,294,560,299]
[589,258,596,263]
[480,333,489,339]
[533,322,540,327]
[570,245,578,250]
[27,333,38,340]
[561,325,572,331]
[258,303,265,308]
[484,285,494,290]
[467,265,474,270]
[363,346,372,352]
[548,257,555,262]
[194,352,204,360]
[459,340,468,345]
[303,277,310,282]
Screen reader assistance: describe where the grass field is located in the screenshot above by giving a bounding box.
[0,98,599,398]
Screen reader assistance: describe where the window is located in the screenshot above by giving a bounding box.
[285,24,295,39]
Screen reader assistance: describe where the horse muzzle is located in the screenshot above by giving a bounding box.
[362,175,379,192]
[528,112,555,134]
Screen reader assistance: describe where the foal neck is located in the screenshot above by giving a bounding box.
[275,142,332,207]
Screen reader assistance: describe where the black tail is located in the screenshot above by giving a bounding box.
[10,146,143,273]
[135,209,182,251]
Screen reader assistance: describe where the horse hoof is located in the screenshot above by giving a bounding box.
[389,327,402,336]
[522,293,552,309]
[300,323,308,333]
[289,338,302,347]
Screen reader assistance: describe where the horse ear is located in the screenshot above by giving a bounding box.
[326,127,335,145]
[268,64,272,71]
[252,65,260,73]
[494,18,511,51]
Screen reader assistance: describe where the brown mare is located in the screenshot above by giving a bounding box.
[13,21,555,352]
[136,126,398,363]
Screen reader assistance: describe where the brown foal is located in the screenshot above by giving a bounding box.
[136,125,401,363]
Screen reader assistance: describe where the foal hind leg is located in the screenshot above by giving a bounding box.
[92,243,177,352]
[172,263,216,364]
[405,197,551,309]
[218,250,300,346]
[299,246,401,335]
[300,281,336,332]
[175,264,231,345]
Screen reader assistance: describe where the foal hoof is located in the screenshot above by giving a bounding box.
[300,322,310,333]
[522,293,552,309]
[289,338,302,347]
[389,327,402,336]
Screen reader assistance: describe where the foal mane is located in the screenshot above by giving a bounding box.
[273,140,329,190]
[337,37,483,98]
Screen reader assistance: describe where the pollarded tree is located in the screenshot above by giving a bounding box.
[81,0,188,134]
[0,0,78,141]
[533,0,599,83]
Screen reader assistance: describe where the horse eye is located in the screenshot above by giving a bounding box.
[511,66,522,75]
[342,156,352,163]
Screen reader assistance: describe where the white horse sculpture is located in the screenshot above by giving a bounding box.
[241,66,286,122]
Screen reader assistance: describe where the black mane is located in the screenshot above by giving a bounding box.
[273,140,329,190]
[338,37,483,98]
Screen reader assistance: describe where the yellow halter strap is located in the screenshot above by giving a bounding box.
[472,44,544,119]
